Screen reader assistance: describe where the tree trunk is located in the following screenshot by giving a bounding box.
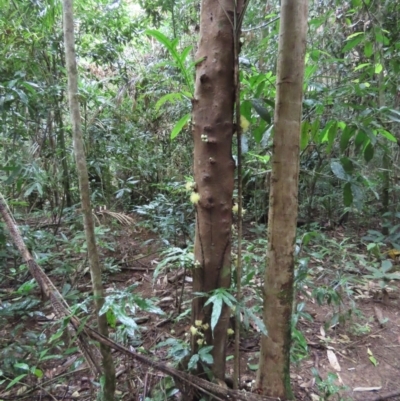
[62,1,116,400]
[191,0,238,383]
[256,0,309,399]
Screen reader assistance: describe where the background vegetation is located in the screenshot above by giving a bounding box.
[1,0,400,400]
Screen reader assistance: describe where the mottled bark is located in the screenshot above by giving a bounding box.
[256,0,309,399]
[191,0,237,382]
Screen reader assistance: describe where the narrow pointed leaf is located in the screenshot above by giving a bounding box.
[171,113,190,140]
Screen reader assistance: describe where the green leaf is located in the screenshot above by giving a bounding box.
[6,374,27,390]
[180,46,193,63]
[326,122,338,153]
[340,125,355,152]
[331,161,350,181]
[188,354,199,370]
[210,297,222,333]
[381,260,393,273]
[240,100,252,122]
[32,368,43,378]
[343,182,353,207]
[171,113,190,140]
[346,31,364,40]
[253,120,268,143]
[342,33,364,52]
[378,129,397,143]
[248,363,259,371]
[310,118,320,142]
[354,63,371,72]
[375,63,383,74]
[146,30,178,62]
[198,346,214,364]
[106,309,117,328]
[364,42,373,57]
[355,130,367,151]
[300,121,310,150]
[14,363,30,371]
[251,99,271,123]
[385,109,400,125]
[245,309,267,336]
[340,157,354,174]
[155,92,182,112]
[369,355,378,367]
[364,143,374,162]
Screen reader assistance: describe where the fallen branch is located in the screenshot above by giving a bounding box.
[0,195,282,401]
[357,389,400,401]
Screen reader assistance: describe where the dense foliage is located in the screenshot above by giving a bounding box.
[1,0,400,399]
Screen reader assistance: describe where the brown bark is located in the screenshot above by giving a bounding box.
[62,1,116,399]
[256,0,309,399]
[191,0,238,382]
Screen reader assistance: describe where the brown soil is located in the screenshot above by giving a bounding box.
[1,217,400,401]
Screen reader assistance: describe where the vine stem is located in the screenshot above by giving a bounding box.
[233,0,250,390]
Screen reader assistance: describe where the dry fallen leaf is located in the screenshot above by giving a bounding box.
[327,349,341,371]
[320,326,326,338]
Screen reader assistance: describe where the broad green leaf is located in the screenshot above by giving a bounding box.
[375,30,389,45]
[343,182,353,207]
[240,100,252,122]
[310,118,320,142]
[374,63,383,74]
[340,125,355,152]
[340,157,354,174]
[319,120,335,143]
[342,33,364,52]
[351,183,364,209]
[364,42,373,57]
[378,129,397,142]
[253,120,268,143]
[309,17,326,28]
[363,126,377,145]
[251,99,271,123]
[198,346,214,364]
[14,363,30,371]
[381,260,393,273]
[171,113,190,140]
[14,89,28,104]
[364,143,374,162]
[32,368,43,378]
[106,309,117,328]
[300,121,309,150]
[255,80,266,98]
[331,161,350,181]
[210,297,222,333]
[245,309,267,336]
[326,122,338,153]
[188,354,199,370]
[310,49,319,61]
[304,65,317,81]
[385,109,400,125]
[355,130,367,151]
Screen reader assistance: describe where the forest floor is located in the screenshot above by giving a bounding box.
[1,213,400,401]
